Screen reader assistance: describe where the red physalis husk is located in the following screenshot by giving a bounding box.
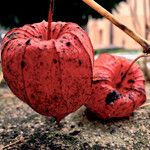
[1,21,94,122]
[86,53,146,119]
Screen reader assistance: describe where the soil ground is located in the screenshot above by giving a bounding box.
[0,83,150,150]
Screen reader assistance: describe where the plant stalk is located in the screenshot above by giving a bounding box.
[121,54,150,82]
[47,0,54,40]
[82,0,150,53]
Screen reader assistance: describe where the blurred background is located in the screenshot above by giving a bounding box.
[0,0,126,27]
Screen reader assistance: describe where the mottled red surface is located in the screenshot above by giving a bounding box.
[1,21,94,121]
[86,53,146,119]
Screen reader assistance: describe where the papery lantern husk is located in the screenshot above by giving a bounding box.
[1,21,94,121]
[86,53,146,119]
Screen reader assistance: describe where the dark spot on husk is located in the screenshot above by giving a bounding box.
[78,60,82,66]
[21,61,26,69]
[93,80,100,84]
[106,91,121,105]
[17,43,22,47]
[74,36,77,40]
[128,79,135,83]
[116,82,122,88]
[130,86,135,90]
[128,94,133,100]
[4,41,9,47]
[38,35,42,39]
[52,95,59,100]
[7,64,11,72]
[121,72,124,76]
[45,108,49,113]
[121,76,125,81]
[66,42,71,47]
[128,72,132,75]
[7,33,16,39]
[31,25,36,29]
[53,59,57,64]
[125,86,135,91]
[31,94,35,99]
[25,39,31,45]
[40,62,44,66]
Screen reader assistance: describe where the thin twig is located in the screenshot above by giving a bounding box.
[2,136,25,150]
[140,102,150,108]
[121,54,150,82]
[0,93,15,99]
[47,0,54,40]
[82,0,150,53]
[0,73,3,83]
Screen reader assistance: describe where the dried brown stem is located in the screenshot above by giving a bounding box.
[0,73,3,83]
[0,93,15,99]
[121,54,150,82]
[140,102,150,108]
[82,0,150,53]
[2,136,25,150]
